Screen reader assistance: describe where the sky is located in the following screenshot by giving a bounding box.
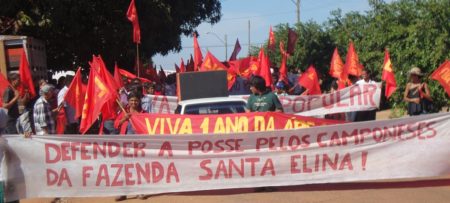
[153,0,377,71]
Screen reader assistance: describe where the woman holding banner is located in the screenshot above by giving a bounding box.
[403,67,433,116]
[114,92,145,135]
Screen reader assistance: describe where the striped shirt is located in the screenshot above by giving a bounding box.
[33,97,55,135]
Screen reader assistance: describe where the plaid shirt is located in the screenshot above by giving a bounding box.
[33,97,55,135]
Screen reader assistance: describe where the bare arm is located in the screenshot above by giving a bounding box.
[421,83,433,101]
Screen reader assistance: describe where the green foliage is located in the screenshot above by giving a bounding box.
[256,0,450,111]
[0,0,221,71]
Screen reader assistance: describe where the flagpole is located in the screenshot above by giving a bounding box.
[136,43,140,78]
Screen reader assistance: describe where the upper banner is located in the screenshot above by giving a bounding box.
[2,112,450,201]
[130,112,343,135]
[148,83,381,116]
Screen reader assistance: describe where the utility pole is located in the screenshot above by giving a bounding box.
[224,34,228,60]
[291,0,300,25]
[206,32,228,60]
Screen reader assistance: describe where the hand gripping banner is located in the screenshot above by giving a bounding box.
[1,112,450,201]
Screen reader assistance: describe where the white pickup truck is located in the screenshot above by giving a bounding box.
[174,97,247,115]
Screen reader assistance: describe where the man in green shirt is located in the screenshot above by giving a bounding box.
[246,75,283,112]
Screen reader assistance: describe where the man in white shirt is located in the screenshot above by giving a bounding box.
[57,75,78,134]
[355,70,377,121]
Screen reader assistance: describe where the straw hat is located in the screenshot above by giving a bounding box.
[409,66,423,76]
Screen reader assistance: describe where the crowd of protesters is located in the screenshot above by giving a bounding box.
[0,66,435,137]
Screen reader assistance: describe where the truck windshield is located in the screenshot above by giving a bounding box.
[184,101,246,115]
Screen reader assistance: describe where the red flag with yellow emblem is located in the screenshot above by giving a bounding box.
[298,65,321,95]
[200,51,227,71]
[431,60,450,97]
[381,50,397,98]
[79,68,114,134]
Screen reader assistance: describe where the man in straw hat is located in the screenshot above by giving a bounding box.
[403,66,433,116]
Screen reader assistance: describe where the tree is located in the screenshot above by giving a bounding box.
[256,0,449,111]
[0,0,221,71]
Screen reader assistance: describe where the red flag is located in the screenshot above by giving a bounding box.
[91,55,119,95]
[268,26,276,51]
[0,73,11,107]
[200,51,227,71]
[381,50,397,98]
[180,58,186,73]
[126,0,141,44]
[79,68,115,134]
[229,56,253,79]
[193,33,203,71]
[329,48,345,79]
[229,39,242,61]
[258,48,272,88]
[344,42,364,77]
[287,28,298,55]
[114,63,125,88]
[227,67,237,90]
[63,68,86,119]
[298,65,321,95]
[431,60,450,97]
[278,41,288,84]
[18,50,36,98]
[91,55,119,121]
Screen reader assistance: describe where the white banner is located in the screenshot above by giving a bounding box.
[149,83,381,116]
[2,112,450,200]
[277,83,381,116]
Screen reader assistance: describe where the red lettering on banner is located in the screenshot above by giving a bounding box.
[45,142,147,163]
[292,97,307,113]
[110,164,124,186]
[82,166,93,186]
[336,91,348,107]
[199,158,275,180]
[46,168,72,187]
[260,158,275,176]
[291,153,354,174]
[322,92,335,109]
[45,143,61,163]
[349,85,362,106]
[199,159,213,180]
[363,84,377,106]
[96,164,110,186]
[81,142,91,160]
[91,162,179,186]
[152,162,164,183]
[152,96,171,113]
[307,96,320,111]
[317,132,328,147]
[158,141,173,157]
[279,97,293,109]
[188,139,243,155]
[166,163,180,183]
[255,135,310,151]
